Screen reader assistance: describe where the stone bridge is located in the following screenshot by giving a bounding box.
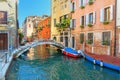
[15,39,65,58]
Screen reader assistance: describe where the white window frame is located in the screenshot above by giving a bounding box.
[86,11,96,25]
[87,32,94,44]
[80,15,85,26]
[80,32,85,43]
[79,0,86,7]
[100,5,113,22]
[101,31,112,46]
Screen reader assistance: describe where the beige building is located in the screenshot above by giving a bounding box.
[0,0,18,79]
[51,0,71,47]
[0,0,18,53]
[22,16,42,41]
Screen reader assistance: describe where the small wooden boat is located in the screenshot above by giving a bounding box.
[62,48,80,58]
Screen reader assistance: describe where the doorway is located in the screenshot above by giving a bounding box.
[72,36,75,48]
[65,36,68,47]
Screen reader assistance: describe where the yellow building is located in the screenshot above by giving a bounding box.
[51,0,71,47]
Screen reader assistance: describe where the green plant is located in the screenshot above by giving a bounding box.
[102,41,110,45]
[88,23,93,27]
[87,39,93,44]
[103,21,109,25]
[80,6,85,9]
[80,40,84,44]
[71,27,74,30]
[71,10,74,13]
[80,25,84,28]
[88,0,94,5]
[19,33,24,43]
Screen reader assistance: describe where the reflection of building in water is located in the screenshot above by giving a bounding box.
[36,45,50,59]
[27,48,35,60]
[49,45,58,55]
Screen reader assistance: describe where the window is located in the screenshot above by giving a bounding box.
[53,36,56,41]
[86,12,96,26]
[104,7,110,21]
[80,0,85,7]
[29,24,31,28]
[60,17,62,23]
[72,3,75,11]
[80,33,84,44]
[87,33,93,44]
[71,2,76,12]
[102,32,110,45]
[80,16,85,26]
[65,4,67,8]
[64,32,68,35]
[54,19,56,27]
[27,19,30,22]
[70,19,76,28]
[88,0,94,5]
[60,36,63,42]
[53,7,56,13]
[89,13,93,24]
[64,15,67,19]
[100,5,113,23]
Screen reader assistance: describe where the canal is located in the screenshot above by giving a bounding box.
[6,45,120,80]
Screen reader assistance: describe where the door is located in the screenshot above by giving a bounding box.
[0,33,8,51]
[72,36,75,48]
[65,36,68,47]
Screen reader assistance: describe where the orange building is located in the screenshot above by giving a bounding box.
[37,17,51,39]
[70,0,116,56]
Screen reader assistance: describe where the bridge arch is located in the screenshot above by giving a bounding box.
[15,39,65,58]
[31,39,65,49]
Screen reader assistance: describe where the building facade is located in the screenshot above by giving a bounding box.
[22,16,41,41]
[71,0,116,56]
[51,0,71,47]
[37,17,51,39]
[0,0,18,53]
[116,0,120,57]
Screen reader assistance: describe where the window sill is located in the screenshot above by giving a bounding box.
[88,23,93,27]
[80,6,85,9]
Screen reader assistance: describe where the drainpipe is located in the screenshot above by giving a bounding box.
[114,0,117,56]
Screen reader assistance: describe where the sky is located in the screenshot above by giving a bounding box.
[18,0,51,27]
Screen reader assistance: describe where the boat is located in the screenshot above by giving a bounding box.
[62,47,80,58]
[80,52,120,72]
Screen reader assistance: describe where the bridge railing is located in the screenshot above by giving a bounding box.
[37,39,65,48]
[0,53,8,71]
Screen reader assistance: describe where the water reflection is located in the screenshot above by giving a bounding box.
[6,45,120,80]
[26,45,59,60]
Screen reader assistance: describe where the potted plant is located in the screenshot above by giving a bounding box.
[80,25,84,28]
[88,23,93,27]
[87,39,92,44]
[80,40,84,44]
[71,27,74,30]
[80,6,85,9]
[103,20,109,25]
[71,10,75,13]
[102,41,109,45]
[88,0,94,5]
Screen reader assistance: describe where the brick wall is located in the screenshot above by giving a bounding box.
[71,0,115,56]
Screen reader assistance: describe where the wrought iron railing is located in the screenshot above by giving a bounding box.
[0,52,8,70]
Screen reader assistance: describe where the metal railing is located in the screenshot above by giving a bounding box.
[0,52,8,70]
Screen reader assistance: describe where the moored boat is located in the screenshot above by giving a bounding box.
[62,48,80,58]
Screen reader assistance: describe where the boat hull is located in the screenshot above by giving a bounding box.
[63,51,79,58]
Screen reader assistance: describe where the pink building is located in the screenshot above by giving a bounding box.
[70,0,116,56]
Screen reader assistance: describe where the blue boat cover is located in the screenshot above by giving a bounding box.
[64,48,78,54]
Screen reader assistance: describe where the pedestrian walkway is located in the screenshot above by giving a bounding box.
[84,51,120,66]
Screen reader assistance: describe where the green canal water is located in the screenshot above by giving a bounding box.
[6,45,120,80]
